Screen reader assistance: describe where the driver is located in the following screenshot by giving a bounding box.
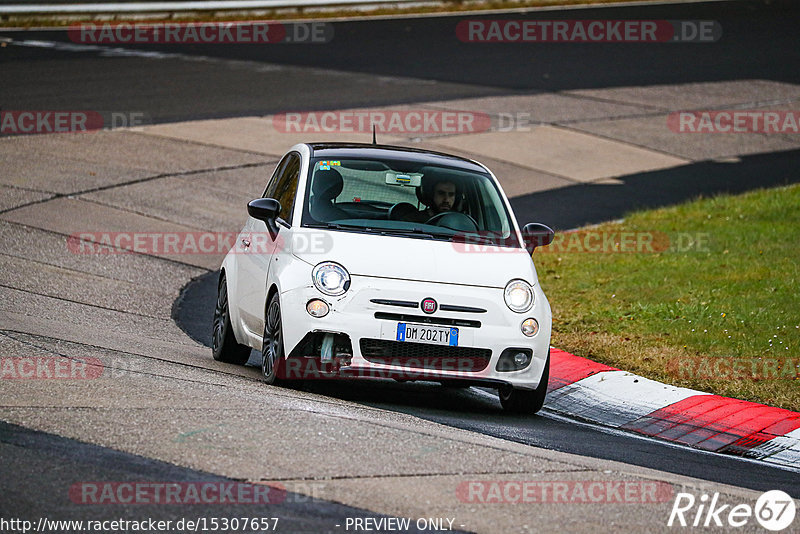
[424,179,458,218]
[397,177,461,223]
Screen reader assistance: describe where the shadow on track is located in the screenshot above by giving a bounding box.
[511,148,800,230]
[0,421,448,533]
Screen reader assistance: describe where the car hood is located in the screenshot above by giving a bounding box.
[291,228,537,288]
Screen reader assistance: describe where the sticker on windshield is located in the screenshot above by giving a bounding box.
[318,160,341,171]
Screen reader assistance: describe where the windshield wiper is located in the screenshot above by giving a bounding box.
[305,223,443,239]
[304,222,468,241]
[305,222,372,231]
[304,222,403,236]
[379,229,437,239]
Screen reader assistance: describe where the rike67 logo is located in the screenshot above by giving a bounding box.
[668,490,796,531]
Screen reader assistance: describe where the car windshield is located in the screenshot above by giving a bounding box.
[301,156,519,246]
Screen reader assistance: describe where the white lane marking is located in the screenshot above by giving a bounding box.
[1,0,416,15]
[470,387,800,474]
[5,38,437,85]
[0,0,735,27]
[545,369,709,428]
[746,428,800,468]
[9,38,284,66]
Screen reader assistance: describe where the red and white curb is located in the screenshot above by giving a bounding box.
[546,349,800,470]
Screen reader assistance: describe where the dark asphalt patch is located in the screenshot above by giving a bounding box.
[0,421,457,533]
[172,271,218,348]
[511,148,800,230]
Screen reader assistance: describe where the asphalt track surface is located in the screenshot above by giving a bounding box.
[2,0,799,121]
[2,0,800,526]
[0,421,443,534]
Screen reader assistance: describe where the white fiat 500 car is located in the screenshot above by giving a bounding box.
[213,143,554,413]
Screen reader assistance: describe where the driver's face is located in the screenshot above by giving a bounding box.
[432,182,456,213]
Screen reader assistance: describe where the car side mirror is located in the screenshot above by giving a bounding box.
[521,222,555,254]
[248,198,281,235]
[248,198,280,221]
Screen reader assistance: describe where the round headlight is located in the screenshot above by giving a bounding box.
[312,262,350,296]
[504,279,534,313]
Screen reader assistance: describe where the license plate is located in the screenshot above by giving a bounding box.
[396,323,458,346]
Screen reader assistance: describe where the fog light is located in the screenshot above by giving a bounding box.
[521,318,539,337]
[513,352,530,367]
[306,299,329,318]
[496,348,533,372]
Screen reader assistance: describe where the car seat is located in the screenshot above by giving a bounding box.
[310,169,349,221]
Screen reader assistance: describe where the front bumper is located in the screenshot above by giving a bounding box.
[279,274,551,390]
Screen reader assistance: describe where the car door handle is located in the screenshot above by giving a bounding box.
[241,238,250,248]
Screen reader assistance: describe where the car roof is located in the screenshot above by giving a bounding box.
[306,143,488,174]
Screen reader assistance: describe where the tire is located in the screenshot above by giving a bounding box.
[261,293,287,385]
[212,273,252,365]
[498,350,549,414]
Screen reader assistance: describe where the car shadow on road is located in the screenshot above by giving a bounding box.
[511,147,800,230]
[299,379,504,414]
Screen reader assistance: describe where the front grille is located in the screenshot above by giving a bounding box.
[369,298,418,308]
[374,312,481,328]
[370,299,486,314]
[439,304,486,314]
[359,338,491,372]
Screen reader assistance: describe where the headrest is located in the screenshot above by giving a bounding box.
[312,169,344,201]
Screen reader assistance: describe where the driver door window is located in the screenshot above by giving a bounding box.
[263,152,301,224]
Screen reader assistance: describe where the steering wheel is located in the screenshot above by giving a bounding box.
[425,211,480,232]
[388,202,418,221]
